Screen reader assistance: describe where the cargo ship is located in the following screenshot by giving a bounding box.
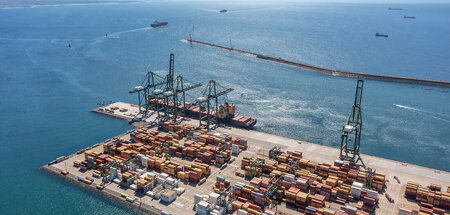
[147,98,257,128]
[388,8,402,10]
[151,21,168,28]
[404,16,416,19]
[220,9,227,13]
[375,33,388,38]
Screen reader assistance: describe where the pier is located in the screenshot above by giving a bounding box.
[44,102,450,215]
[182,39,450,88]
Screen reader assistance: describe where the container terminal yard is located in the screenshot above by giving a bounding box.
[42,54,450,215]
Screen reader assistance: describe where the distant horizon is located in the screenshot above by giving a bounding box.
[1,0,450,9]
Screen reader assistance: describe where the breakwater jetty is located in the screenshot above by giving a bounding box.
[182,39,450,88]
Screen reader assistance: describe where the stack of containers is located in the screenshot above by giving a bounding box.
[250,178,262,188]
[295,178,309,192]
[262,161,276,174]
[241,157,251,169]
[417,186,430,203]
[232,144,240,155]
[295,191,308,207]
[121,171,136,186]
[316,163,330,178]
[254,191,265,206]
[365,189,378,201]
[362,196,376,212]
[213,176,230,193]
[232,200,245,212]
[306,161,317,174]
[325,175,338,188]
[136,179,152,193]
[197,201,210,215]
[286,187,299,205]
[420,202,434,214]
[351,182,363,199]
[337,184,351,200]
[372,173,386,191]
[345,205,357,214]
[108,167,118,181]
[321,184,332,200]
[405,181,419,198]
[208,192,220,206]
[310,194,325,208]
[233,182,245,198]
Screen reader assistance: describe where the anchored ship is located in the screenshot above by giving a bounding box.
[404,16,416,19]
[375,33,388,38]
[220,9,227,13]
[151,20,168,28]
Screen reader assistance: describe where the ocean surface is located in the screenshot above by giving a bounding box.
[0,1,449,214]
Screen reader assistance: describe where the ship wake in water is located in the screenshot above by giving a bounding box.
[393,104,450,123]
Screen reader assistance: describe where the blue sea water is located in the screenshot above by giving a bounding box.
[0,1,449,214]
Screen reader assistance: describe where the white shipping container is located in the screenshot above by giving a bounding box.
[160,173,169,179]
[110,167,117,174]
[113,178,121,184]
[166,178,176,185]
[284,174,295,182]
[237,209,248,215]
[197,201,210,211]
[345,206,357,214]
[129,184,137,191]
[154,184,163,193]
[352,182,363,188]
[174,187,185,196]
[350,186,361,198]
[142,156,149,167]
[146,191,154,197]
[157,176,166,185]
[232,144,240,155]
[194,194,203,205]
[398,208,412,215]
[366,189,379,200]
[161,190,177,203]
[209,192,220,205]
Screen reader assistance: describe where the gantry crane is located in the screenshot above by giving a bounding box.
[172,75,202,122]
[189,80,234,131]
[129,71,166,114]
[130,54,201,123]
[340,80,364,165]
[269,146,282,160]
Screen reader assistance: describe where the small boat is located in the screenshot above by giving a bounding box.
[388,8,402,10]
[220,9,227,13]
[404,16,416,19]
[423,87,432,90]
[439,89,448,93]
[151,20,168,28]
[375,33,388,38]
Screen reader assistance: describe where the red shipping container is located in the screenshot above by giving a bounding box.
[237,197,247,202]
[420,202,433,209]
[419,207,433,214]
[433,208,445,215]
